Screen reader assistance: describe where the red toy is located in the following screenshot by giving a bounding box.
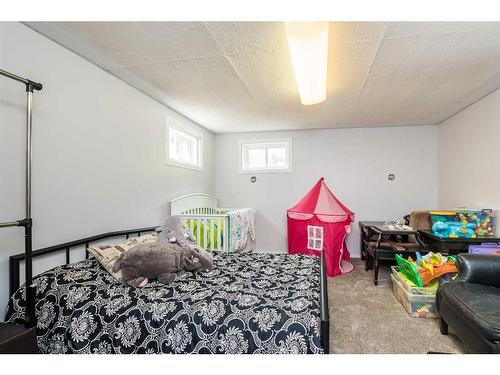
[287,177,354,277]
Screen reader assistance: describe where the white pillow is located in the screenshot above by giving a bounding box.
[88,233,157,281]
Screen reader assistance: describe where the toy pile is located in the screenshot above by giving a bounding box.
[391,252,458,318]
[395,252,458,288]
[430,209,496,239]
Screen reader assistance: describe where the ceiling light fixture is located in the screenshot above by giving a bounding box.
[285,22,329,106]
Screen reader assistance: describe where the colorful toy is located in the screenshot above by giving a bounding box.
[395,267,439,290]
[458,209,496,237]
[392,254,452,319]
[432,220,476,238]
[395,252,457,287]
[415,304,433,318]
[391,273,438,318]
[430,211,457,225]
[430,209,496,238]
[449,221,476,238]
[431,221,451,237]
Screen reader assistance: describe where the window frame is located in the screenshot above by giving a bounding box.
[165,123,203,171]
[307,225,324,251]
[238,138,293,173]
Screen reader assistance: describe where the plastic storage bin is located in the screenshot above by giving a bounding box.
[468,243,500,255]
[391,274,437,318]
[391,266,437,295]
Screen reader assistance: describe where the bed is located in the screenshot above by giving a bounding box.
[7,228,330,354]
[170,193,255,253]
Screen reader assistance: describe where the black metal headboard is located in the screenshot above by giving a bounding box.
[9,226,157,296]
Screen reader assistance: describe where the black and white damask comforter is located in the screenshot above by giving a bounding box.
[6,253,324,354]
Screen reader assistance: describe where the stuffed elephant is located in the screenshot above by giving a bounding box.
[158,215,214,263]
[158,215,196,248]
[112,241,214,287]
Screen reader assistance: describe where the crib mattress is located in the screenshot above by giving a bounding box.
[6,253,324,354]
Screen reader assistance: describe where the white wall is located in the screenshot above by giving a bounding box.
[438,88,500,236]
[0,22,214,317]
[215,125,438,256]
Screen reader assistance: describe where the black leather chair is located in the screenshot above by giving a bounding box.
[436,253,500,353]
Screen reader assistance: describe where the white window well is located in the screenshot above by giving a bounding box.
[166,124,202,170]
[307,225,324,251]
[239,138,292,173]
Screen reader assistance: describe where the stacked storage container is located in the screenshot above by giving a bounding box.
[391,266,438,318]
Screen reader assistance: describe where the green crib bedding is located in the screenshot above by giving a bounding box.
[186,218,226,249]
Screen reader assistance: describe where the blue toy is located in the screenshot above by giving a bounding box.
[449,222,476,238]
[432,222,450,237]
[432,221,476,238]
[431,209,495,238]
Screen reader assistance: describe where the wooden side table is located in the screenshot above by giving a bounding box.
[359,221,385,261]
[367,226,427,285]
[0,323,39,354]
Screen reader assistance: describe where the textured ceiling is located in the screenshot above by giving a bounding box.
[25,22,500,133]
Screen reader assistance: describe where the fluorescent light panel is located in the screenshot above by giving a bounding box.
[285,22,329,105]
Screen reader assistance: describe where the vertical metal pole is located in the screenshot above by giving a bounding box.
[26,88,32,218]
[0,70,42,329]
[25,221,35,327]
[25,84,35,328]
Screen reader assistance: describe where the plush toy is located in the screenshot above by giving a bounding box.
[158,215,214,263]
[112,241,214,287]
[158,215,196,248]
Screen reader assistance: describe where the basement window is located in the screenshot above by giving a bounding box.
[239,138,292,173]
[166,124,202,170]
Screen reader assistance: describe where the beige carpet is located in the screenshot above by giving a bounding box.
[328,259,464,354]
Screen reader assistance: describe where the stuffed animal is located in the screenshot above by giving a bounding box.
[158,215,196,248]
[112,241,214,287]
[158,215,214,263]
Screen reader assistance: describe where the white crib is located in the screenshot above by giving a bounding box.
[170,193,235,253]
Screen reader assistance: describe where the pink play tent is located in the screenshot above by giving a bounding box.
[287,177,355,277]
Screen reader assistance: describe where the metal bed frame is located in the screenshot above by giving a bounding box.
[9,226,330,353]
[9,226,156,296]
[1,68,43,328]
[319,250,330,353]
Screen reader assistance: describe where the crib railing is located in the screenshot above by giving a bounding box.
[181,207,220,215]
[178,213,230,253]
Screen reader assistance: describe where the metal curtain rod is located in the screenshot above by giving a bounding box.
[0,67,43,328]
[0,68,43,91]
